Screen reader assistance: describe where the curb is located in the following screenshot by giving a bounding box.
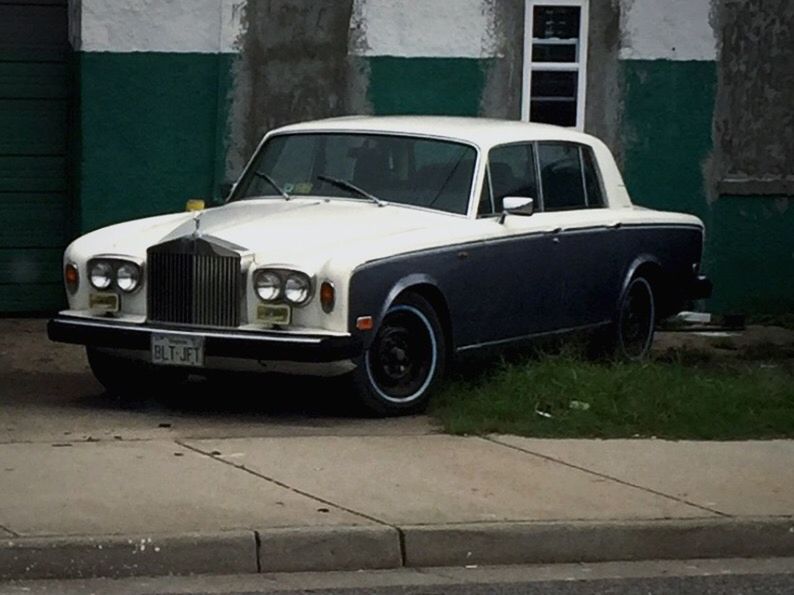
[257,526,402,573]
[2,519,794,581]
[402,518,794,567]
[0,531,257,581]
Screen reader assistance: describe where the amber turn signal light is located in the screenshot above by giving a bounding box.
[64,263,79,293]
[320,281,335,313]
[356,316,374,331]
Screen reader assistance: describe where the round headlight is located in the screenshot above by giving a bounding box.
[89,262,113,290]
[284,274,311,305]
[116,263,141,292]
[254,271,282,301]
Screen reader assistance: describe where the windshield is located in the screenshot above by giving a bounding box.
[231,133,477,215]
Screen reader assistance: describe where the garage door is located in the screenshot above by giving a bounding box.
[0,0,69,312]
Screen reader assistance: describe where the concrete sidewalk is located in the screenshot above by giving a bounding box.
[2,319,794,580]
[2,434,793,580]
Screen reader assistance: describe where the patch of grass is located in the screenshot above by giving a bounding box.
[654,345,715,366]
[431,354,794,440]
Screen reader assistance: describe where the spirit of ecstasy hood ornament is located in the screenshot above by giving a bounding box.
[192,210,203,238]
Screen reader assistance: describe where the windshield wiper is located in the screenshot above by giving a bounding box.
[254,171,290,200]
[317,175,387,207]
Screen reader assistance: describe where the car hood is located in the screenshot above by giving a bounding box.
[68,198,472,270]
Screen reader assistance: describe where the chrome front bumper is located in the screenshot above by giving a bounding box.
[48,315,362,363]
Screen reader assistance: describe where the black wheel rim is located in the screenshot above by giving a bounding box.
[620,279,654,359]
[366,306,436,402]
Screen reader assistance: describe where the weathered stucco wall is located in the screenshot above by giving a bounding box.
[706,0,794,313]
[583,0,622,159]
[69,0,791,313]
[619,0,717,61]
[618,0,716,221]
[226,0,361,179]
[713,0,794,186]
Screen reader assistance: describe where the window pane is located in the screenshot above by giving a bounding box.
[530,70,578,127]
[488,144,538,213]
[582,147,605,207]
[533,6,581,46]
[537,143,586,210]
[531,70,577,99]
[532,42,577,63]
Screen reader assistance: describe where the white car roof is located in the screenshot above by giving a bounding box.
[272,115,597,149]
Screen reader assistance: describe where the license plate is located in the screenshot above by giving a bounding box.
[89,292,119,313]
[256,304,291,325]
[151,333,204,367]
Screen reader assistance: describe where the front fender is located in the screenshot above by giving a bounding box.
[349,262,444,350]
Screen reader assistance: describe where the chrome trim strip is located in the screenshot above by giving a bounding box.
[456,320,611,353]
[54,318,339,345]
[353,221,704,275]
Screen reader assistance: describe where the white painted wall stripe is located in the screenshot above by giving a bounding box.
[350,0,498,58]
[77,0,245,53]
[619,0,717,61]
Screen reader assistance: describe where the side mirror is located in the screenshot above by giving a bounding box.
[499,197,534,223]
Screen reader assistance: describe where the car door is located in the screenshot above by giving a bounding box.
[535,142,623,328]
[459,143,565,346]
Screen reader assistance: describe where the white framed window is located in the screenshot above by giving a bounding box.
[521,0,589,130]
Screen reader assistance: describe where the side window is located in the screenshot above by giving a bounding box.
[483,144,539,215]
[537,142,586,211]
[581,146,605,207]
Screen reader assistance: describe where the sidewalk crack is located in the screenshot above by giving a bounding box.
[482,436,730,518]
[175,440,394,528]
[0,524,19,537]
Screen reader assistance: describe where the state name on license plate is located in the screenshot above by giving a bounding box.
[151,333,205,367]
[256,303,291,325]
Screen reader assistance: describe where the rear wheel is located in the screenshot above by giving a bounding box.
[87,347,188,403]
[590,275,656,361]
[351,293,446,416]
[617,276,656,359]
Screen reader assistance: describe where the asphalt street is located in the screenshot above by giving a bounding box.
[3,558,793,595]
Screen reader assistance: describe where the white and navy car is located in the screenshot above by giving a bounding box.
[49,116,711,415]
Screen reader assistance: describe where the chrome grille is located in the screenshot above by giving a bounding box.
[147,238,241,327]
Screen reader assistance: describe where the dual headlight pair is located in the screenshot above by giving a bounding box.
[253,269,312,306]
[88,259,142,293]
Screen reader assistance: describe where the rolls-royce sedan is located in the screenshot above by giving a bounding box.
[48,116,711,415]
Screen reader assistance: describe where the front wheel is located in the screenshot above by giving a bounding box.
[350,293,446,416]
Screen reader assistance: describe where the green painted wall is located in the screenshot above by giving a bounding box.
[77,52,233,232]
[368,57,487,116]
[621,59,793,314]
[707,196,794,313]
[0,1,70,312]
[621,60,716,224]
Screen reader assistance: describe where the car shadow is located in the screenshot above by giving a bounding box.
[92,371,370,421]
